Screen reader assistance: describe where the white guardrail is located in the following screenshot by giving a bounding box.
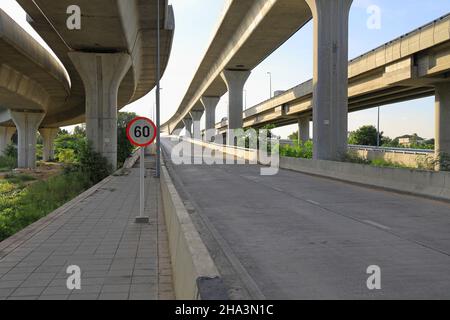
[348,145,434,155]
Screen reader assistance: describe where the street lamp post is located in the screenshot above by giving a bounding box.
[267,72,272,99]
[155,0,161,178]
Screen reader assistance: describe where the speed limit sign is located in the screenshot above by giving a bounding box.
[126,117,157,147]
[126,117,158,224]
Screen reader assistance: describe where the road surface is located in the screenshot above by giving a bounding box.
[162,137,450,300]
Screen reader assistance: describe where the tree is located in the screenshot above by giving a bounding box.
[348,125,383,146]
[288,131,298,141]
[117,112,137,167]
[73,125,86,137]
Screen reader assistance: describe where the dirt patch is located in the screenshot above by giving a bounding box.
[0,162,64,183]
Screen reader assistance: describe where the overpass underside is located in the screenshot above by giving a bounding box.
[1,1,175,170]
[166,0,450,166]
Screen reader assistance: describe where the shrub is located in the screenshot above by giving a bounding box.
[56,148,76,163]
[0,144,17,170]
[280,141,313,159]
[74,140,112,186]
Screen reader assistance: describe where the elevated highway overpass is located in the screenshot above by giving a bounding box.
[162,0,354,160]
[163,0,449,163]
[1,0,175,169]
[217,13,450,146]
[0,9,70,167]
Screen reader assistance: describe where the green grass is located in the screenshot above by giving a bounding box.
[369,158,409,169]
[4,173,36,185]
[0,171,90,242]
[280,140,313,159]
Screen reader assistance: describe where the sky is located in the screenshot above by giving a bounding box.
[1,0,449,140]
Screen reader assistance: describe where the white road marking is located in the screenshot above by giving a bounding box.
[306,199,321,206]
[363,220,391,230]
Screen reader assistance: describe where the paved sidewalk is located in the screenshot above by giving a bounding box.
[0,156,174,300]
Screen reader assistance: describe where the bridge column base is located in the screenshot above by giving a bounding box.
[183,118,193,138]
[220,70,251,146]
[201,96,220,142]
[306,0,353,161]
[69,52,132,170]
[298,117,310,143]
[40,128,59,162]
[10,111,45,169]
[0,126,16,156]
[190,110,203,140]
[435,82,450,170]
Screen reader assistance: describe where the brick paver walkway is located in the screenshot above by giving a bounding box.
[0,156,174,300]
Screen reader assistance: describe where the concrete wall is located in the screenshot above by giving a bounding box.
[184,137,258,163]
[280,157,450,202]
[160,162,227,300]
[350,149,432,169]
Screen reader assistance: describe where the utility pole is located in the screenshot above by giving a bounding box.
[377,106,380,147]
[267,72,272,99]
[155,0,161,178]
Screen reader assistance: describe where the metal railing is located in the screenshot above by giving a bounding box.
[348,145,434,155]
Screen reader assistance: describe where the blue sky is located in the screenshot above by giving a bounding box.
[1,0,449,139]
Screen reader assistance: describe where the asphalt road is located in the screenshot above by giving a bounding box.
[162,137,450,299]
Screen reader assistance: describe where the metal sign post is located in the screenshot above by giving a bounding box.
[139,146,145,219]
[126,117,157,224]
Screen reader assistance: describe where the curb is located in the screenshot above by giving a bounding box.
[160,160,228,300]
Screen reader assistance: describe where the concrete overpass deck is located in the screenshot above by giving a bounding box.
[162,138,450,299]
[0,9,72,167]
[16,0,175,128]
[213,13,450,131]
[1,1,175,169]
[0,10,69,122]
[162,0,314,134]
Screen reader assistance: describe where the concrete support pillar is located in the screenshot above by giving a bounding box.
[298,117,310,143]
[69,52,132,170]
[0,126,16,156]
[201,96,220,141]
[220,69,251,145]
[183,118,193,137]
[10,111,45,169]
[435,82,450,170]
[306,0,353,160]
[189,110,203,140]
[39,128,59,162]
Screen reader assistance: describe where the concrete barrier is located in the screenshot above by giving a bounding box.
[160,162,228,300]
[349,147,433,169]
[280,157,450,201]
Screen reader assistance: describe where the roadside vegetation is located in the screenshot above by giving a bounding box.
[278,124,444,171]
[0,112,136,242]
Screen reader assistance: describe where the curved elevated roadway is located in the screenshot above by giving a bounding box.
[162,0,313,135]
[0,10,70,167]
[16,0,175,127]
[1,0,175,169]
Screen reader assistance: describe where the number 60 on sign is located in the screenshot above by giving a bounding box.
[126,117,157,147]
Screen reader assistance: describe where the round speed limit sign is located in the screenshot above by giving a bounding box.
[126,117,157,147]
